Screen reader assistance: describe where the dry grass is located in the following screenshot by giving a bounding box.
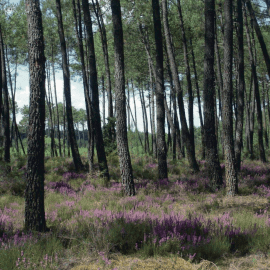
[71,255,196,270]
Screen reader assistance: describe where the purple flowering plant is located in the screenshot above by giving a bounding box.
[2,156,270,268]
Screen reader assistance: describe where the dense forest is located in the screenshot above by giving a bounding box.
[1,0,270,269]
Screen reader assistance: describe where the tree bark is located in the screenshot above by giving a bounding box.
[24,0,47,232]
[0,26,10,164]
[153,0,168,179]
[176,0,195,157]
[204,0,222,190]
[243,3,266,162]
[190,38,205,160]
[235,0,245,171]
[0,28,2,141]
[46,64,55,158]
[102,76,105,126]
[262,80,269,148]
[138,25,157,158]
[165,49,182,159]
[93,0,113,119]
[244,0,270,80]
[127,80,130,130]
[162,0,198,172]
[63,89,66,157]
[55,0,83,170]
[73,0,93,171]
[51,47,62,157]
[223,0,238,196]
[126,100,144,148]
[82,0,110,180]
[214,15,224,159]
[111,0,135,195]
[138,84,149,153]
[6,48,19,152]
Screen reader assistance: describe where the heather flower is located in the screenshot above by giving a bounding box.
[188,253,196,262]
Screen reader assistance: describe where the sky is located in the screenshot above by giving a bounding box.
[7,0,202,132]
[14,64,201,132]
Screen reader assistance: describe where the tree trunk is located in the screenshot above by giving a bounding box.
[127,80,130,130]
[214,15,224,159]
[93,0,113,119]
[55,0,83,171]
[73,0,93,171]
[243,4,266,162]
[262,80,269,148]
[153,0,168,179]
[203,0,222,190]
[126,100,144,148]
[63,89,66,157]
[46,64,55,158]
[52,47,62,157]
[111,0,135,195]
[162,0,198,172]
[235,0,245,171]
[0,26,10,164]
[132,80,140,151]
[266,81,270,141]
[190,38,205,160]
[138,84,149,153]
[82,0,110,180]
[24,0,47,232]
[138,25,157,157]
[165,49,182,159]
[102,75,105,126]
[176,0,195,157]
[223,0,238,196]
[164,95,181,158]
[151,81,157,158]
[0,28,2,142]
[249,76,255,157]
[6,48,19,152]
[245,0,270,80]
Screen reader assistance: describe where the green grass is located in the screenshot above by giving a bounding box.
[1,148,270,269]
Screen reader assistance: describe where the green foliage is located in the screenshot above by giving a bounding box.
[102,117,117,155]
[106,219,152,255]
[0,232,64,270]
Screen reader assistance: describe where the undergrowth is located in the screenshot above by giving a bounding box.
[1,154,270,269]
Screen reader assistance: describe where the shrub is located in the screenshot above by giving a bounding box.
[102,117,117,155]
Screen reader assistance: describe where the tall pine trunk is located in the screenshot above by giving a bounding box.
[111,0,135,195]
[93,0,113,119]
[235,0,245,171]
[243,3,266,162]
[55,0,83,171]
[262,81,269,148]
[72,0,93,171]
[190,38,205,160]
[46,64,55,158]
[162,0,198,172]
[223,0,238,196]
[153,0,168,179]
[24,0,47,232]
[82,0,110,180]
[245,0,270,80]
[176,0,195,158]
[0,27,10,164]
[52,47,62,157]
[204,0,222,189]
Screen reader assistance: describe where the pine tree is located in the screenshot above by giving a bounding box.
[111,0,135,196]
[24,0,47,232]
[204,0,222,189]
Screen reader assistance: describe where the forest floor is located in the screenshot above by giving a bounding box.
[1,153,270,269]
